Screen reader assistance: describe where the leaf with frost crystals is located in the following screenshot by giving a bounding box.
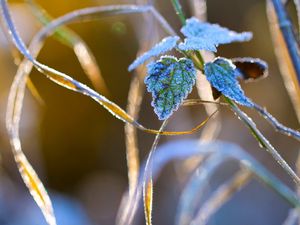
[179,17,252,52]
[145,56,196,120]
[128,36,180,71]
[204,57,254,107]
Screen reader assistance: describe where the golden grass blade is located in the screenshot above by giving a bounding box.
[5,59,56,225]
[26,0,109,95]
[125,7,159,194]
[125,72,144,195]
[14,150,56,225]
[142,111,215,225]
[143,120,169,225]
[125,62,148,196]
[144,179,153,225]
[267,0,300,121]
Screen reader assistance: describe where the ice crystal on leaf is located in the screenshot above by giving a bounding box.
[179,17,252,52]
[128,36,180,71]
[204,57,254,107]
[145,56,196,120]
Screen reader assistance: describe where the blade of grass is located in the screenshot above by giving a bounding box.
[125,64,145,196]
[267,0,300,121]
[26,0,109,95]
[176,153,227,225]
[270,0,300,84]
[225,97,300,185]
[124,0,161,196]
[175,140,300,225]
[282,208,299,225]
[253,103,300,140]
[118,139,300,225]
[192,169,252,225]
[143,120,169,225]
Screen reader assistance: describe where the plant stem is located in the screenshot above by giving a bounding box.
[271,0,300,85]
[170,0,186,25]
[225,97,300,185]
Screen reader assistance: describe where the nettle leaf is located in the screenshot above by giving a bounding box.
[178,37,217,52]
[232,57,268,81]
[204,57,254,107]
[179,17,252,52]
[145,56,196,120]
[128,36,180,71]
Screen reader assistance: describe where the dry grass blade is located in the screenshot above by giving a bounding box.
[14,150,56,225]
[191,0,221,142]
[143,120,169,225]
[192,169,252,225]
[125,70,145,196]
[125,4,159,195]
[267,0,300,121]
[196,68,221,142]
[26,0,109,95]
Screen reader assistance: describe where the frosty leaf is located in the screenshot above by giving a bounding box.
[204,57,254,107]
[232,57,268,81]
[179,17,252,52]
[178,37,217,52]
[145,56,196,120]
[128,36,180,71]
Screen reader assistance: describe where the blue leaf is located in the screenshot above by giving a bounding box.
[179,17,252,51]
[128,36,180,71]
[178,37,217,52]
[204,57,254,107]
[145,56,196,120]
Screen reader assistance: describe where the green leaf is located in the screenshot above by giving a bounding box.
[145,56,196,120]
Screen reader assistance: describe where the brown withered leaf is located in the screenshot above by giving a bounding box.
[232,57,268,82]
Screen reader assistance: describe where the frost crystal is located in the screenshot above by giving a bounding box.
[145,56,196,120]
[128,36,180,71]
[179,17,252,52]
[204,57,254,107]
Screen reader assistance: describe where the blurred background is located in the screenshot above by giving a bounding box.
[0,0,299,224]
